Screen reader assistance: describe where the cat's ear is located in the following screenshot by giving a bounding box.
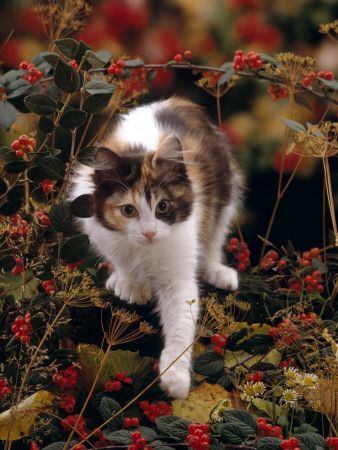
[153,135,183,163]
[93,146,130,186]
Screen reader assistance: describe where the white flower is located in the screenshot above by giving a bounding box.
[282,389,300,407]
[242,382,257,400]
[253,382,266,395]
[302,373,318,389]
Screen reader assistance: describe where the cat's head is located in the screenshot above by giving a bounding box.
[93,135,194,244]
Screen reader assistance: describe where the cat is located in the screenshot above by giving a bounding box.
[69,97,243,399]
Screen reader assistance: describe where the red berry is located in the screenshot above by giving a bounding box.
[136,438,147,448]
[140,400,150,411]
[174,54,183,63]
[116,371,126,381]
[124,417,132,428]
[30,443,39,450]
[269,327,278,338]
[254,371,263,381]
[20,61,29,70]
[213,345,222,354]
[11,140,21,150]
[238,262,247,271]
[104,381,114,392]
[188,423,199,434]
[280,440,291,449]
[131,417,140,427]
[124,377,133,383]
[184,50,192,58]
[131,431,142,441]
[289,437,299,447]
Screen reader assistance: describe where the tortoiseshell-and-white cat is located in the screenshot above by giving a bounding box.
[69,97,243,398]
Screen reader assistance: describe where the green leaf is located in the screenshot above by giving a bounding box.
[237,333,274,355]
[85,80,116,95]
[102,429,132,444]
[39,116,55,134]
[155,415,190,440]
[24,94,58,116]
[6,79,31,99]
[125,59,144,68]
[83,92,113,114]
[295,93,313,112]
[6,184,25,201]
[33,51,58,69]
[59,109,87,129]
[0,255,15,271]
[75,40,93,71]
[294,432,326,450]
[84,50,107,68]
[193,351,224,376]
[54,59,80,93]
[95,50,112,63]
[278,117,306,133]
[135,426,158,442]
[37,156,65,181]
[256,436,283,449]
[30,187,48,204]
[219,410,257,444]
[260,53,281,67]
[3,161,29,174]
[0,200,22,216]
[0,176,7,195]
[0,146,17,163]
[294,423,318,434]
[220,62,234,70]
[50,348,79,363]
[70,194,94,218]
[53,38,79,59]
[0,100,18,130]
[5,335,21,354]
[49,201,72,232]
[27,165,44,183]
[77,145,96,166]
[217,68,236,86]
[45,82,62,100]
[146,69,157,83]
[226,327,248,351]
[100,396,124,431]
[60,233,90,263]
[318,77,338,90]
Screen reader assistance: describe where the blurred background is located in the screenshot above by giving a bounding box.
[1,0,338,261]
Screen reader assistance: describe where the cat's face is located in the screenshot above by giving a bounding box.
[93,136,194,244]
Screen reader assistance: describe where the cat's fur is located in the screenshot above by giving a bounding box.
[69,97,243,398]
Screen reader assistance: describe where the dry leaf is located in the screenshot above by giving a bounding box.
[0,390,54,440]
[172,381,232,423]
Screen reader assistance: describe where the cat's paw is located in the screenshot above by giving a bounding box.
[106,272,152,304]
[159,352,191,399]
[204,263,238,291]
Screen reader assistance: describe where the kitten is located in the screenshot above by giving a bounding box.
[69,97,243,399]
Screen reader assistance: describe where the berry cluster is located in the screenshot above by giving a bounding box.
[302,70,334,86]
[300,247,321,267]
[65,259,84,272]
[210,333,228,354]
[186,423,210,450]
[232,50,262,71]
[0,378,11,399]
[11,312,32,344]
[247,371,263,382]
[123,416,140,428]
[257,418,283,439]
[299,311,318,324]
[108,59,126,77]
[20,61,43,85]
[61,414,86,432]
[226,237,251,271]
[35,211,51,229]
[40,179,54,194]
[52,365,77,390]
[139,400,172,422]
[325,437,338,450]
[10,214,29,238]
[173,50,192,62]
[104,371,132,392]
[128,431,147,450]
[280,437,300,449]
[42,279,55,295]
[268,318,300,346]
[260,250,285,271]
[12,257,24,276]
[68,60,79,70]
[11,135,36,157]
[59,393,76,413]
[92,428,113,448]
[268,84,288,102]
[302,271,323,294]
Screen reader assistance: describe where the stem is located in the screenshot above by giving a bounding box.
[5,302,68,450]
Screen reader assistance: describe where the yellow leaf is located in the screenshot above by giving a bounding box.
[0,390,54,440]
[77,344,155,392]
[252,398,281,418]
[172,382,231,423]
[224,349,281,369]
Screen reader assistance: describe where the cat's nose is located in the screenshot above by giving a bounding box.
[142,231,157,242]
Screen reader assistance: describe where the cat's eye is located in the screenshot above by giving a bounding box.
[156,200,170,214]
[121,205,137,217]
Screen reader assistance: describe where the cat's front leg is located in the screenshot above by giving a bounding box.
[106,270,152,305]
[157,281,199,399]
